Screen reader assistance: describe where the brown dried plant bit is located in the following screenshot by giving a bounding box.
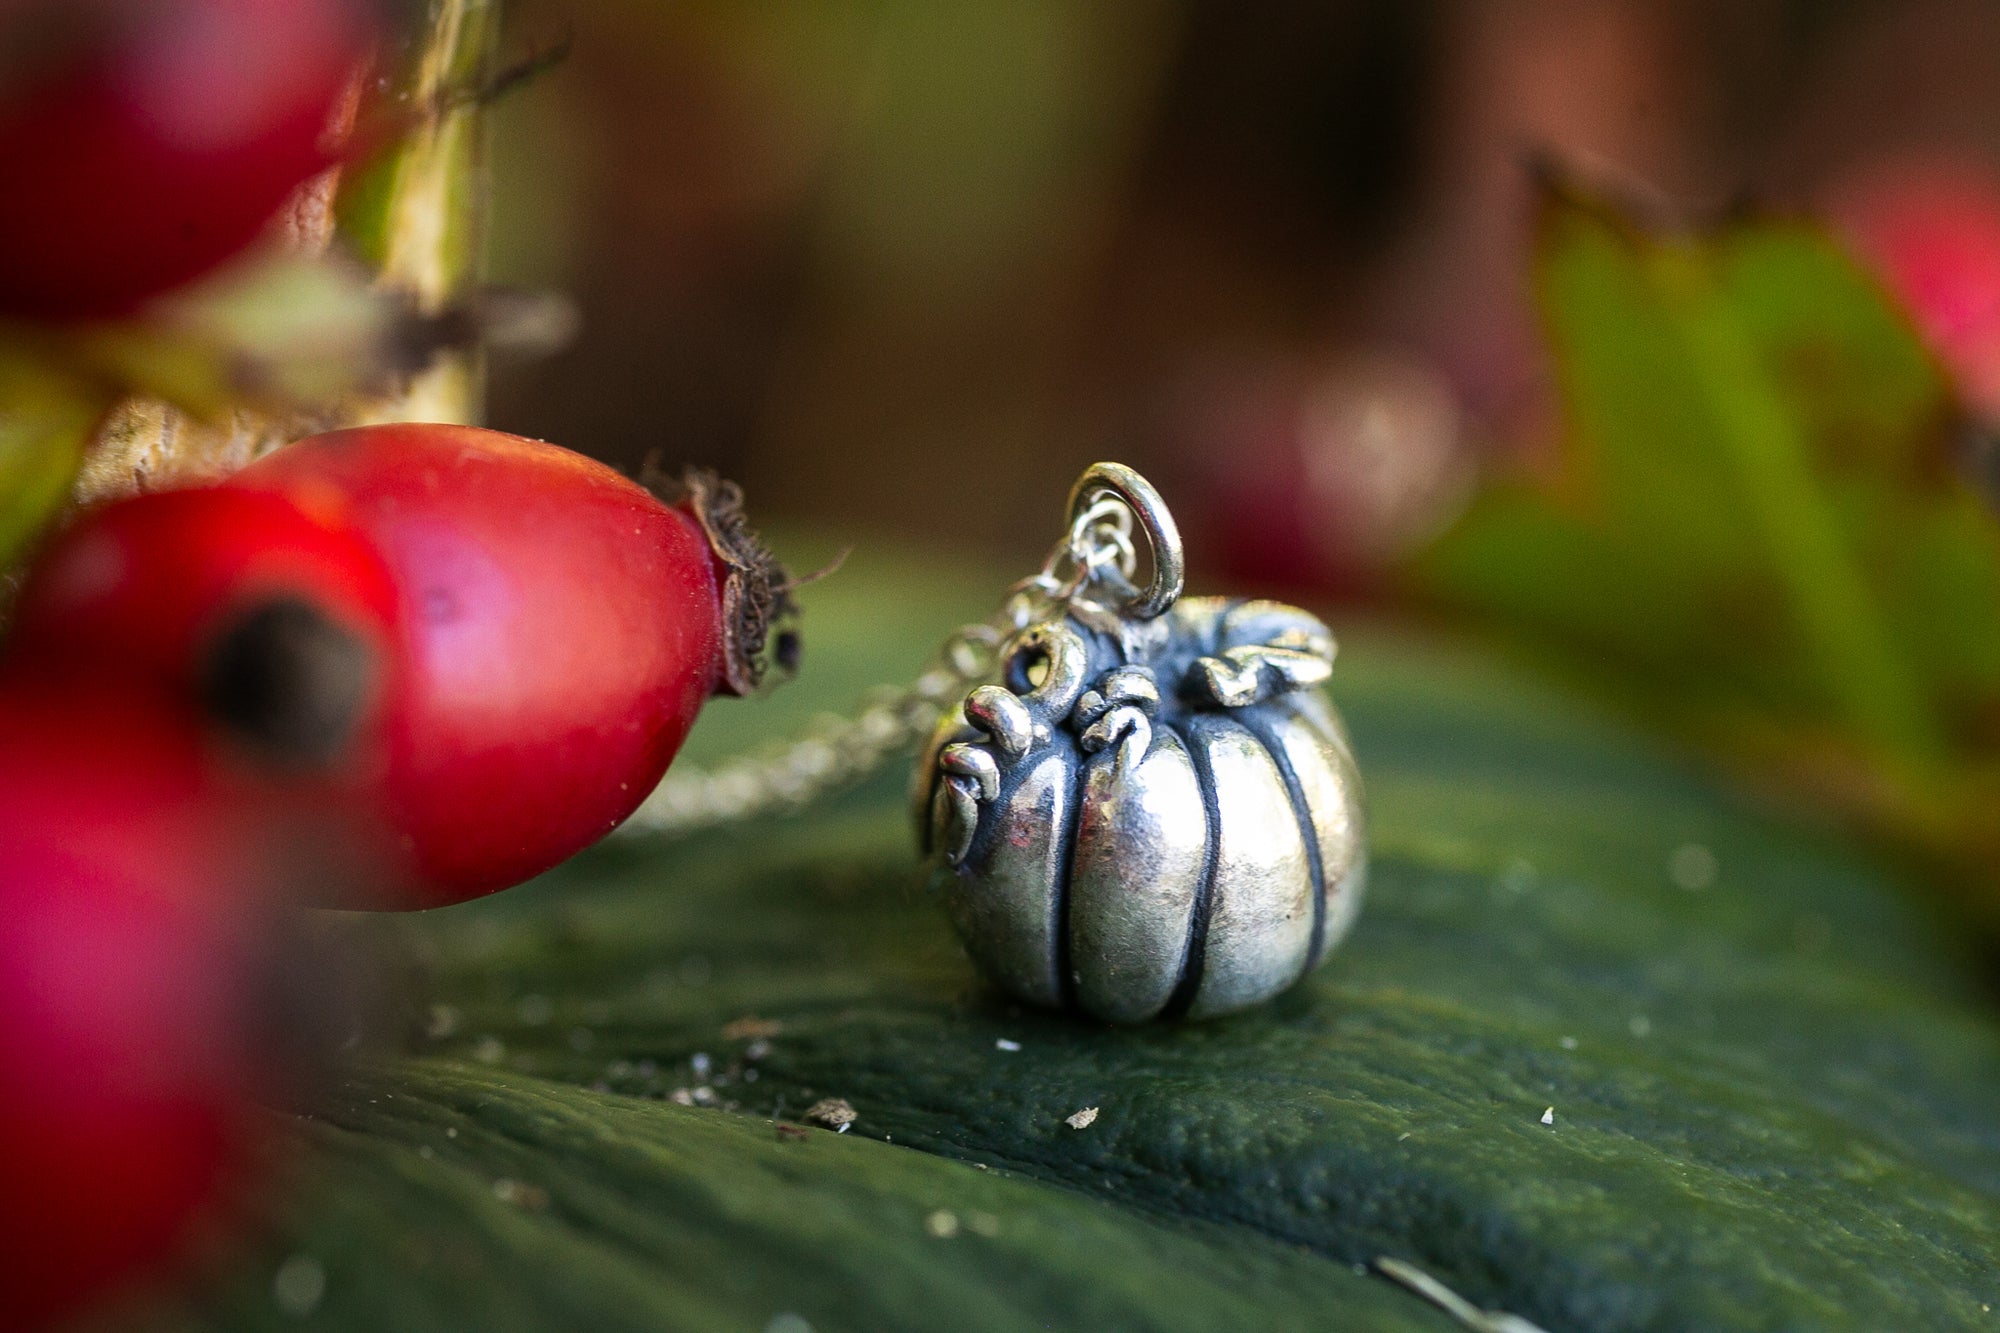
[1374,1256,1553,1333]
[722,1016,783,1041]
[775,1123,811,1143]
[1064,1106,1099,1130]
[491,1179,550,1211]
[642,462,799,698]
[803,1098,857,1132]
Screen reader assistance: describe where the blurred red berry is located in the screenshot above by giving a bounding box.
[0,0,375,320]
[1831,157,2000,416]
[0,683,291,1329]
[7,484,402,769]
[232,424,787,907]
[1169,352,1469,599]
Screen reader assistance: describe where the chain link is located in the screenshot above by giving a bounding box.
[616,616,1008,837]
[615,491,1144,840]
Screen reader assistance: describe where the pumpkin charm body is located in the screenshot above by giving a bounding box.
[918,588,1365,1023]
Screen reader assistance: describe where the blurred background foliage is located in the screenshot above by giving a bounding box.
[477,0,1972,530]
[470,0,2000,920]
[11,0,2000,915]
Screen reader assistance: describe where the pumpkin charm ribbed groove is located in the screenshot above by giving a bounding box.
[916,465,1365,1023]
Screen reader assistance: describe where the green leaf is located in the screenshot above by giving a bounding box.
[1417,186,2000,899]
[0,352,109,567]
[140,548,1999,1332]
[71,256,397,419]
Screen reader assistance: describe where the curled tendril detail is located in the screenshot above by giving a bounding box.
[1185,611,1336,709]
[1071,665,1158,778]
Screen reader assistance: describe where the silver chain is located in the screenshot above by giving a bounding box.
[616,492,1143,839]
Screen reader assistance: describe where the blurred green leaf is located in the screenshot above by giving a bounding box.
[126,547,2000,1332]
[0,353,109,567]
[1417,184,2000,904]
[71,255,397,420]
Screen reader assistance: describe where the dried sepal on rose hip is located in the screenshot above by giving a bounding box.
[228,423,798,907]
[645,461,801,696]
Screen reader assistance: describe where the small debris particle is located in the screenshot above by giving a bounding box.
[445,1127,458,1139]
[1669,842,1718,891]
[516,994,553,1026]
[995,1038,1022,1052]
[1558,1036,1578,1051]
[492,1178,550,1210]
[1540,1107,1555,1126]
[1629,1014,1653,1038]
[764,1315,814,1333]
[472,1035,506,1064]
[926,1209,960,1238]
[272,1254,326,1318]
[745,1039,773,1061]
[425,1004,459,1039]
[1065,1106,1099,1130]
[804,1098,857,1132]
[776,1123,811,1142]
[690,1086,719,1106]
[974,1162,989,1171]
[1396,1132,1412,1142]
[724,1016,784,1041]
[690,1052,713,1079]
[967,1210,1001,1237]
[669,1088,696,1106]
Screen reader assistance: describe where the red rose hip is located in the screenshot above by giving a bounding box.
[231,423,792,906]
[0,682,294,1330]
[1831,156,2000,415]
[6,484,402,769]
[0,0,376,319]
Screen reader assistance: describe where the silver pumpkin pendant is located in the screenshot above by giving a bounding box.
[916,464,1366,1023]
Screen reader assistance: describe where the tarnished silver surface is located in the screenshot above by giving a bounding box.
[1069,725,1205,1023]
[917,464,1367,1023]
[1179,715,1315,1019]
[620,460,1365,1024]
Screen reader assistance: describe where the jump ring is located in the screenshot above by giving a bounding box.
[1062,463,1185,620]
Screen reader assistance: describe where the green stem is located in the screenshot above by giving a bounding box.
[345,0,502,426]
